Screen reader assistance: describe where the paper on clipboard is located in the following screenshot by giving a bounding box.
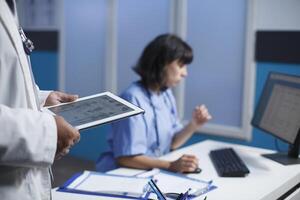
[58,171,150,199]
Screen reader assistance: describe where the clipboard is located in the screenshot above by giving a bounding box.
[44,92,144,130]
[57,170,216,200]
[57,171,150,199]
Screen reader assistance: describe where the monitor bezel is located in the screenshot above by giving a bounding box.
[251,71,300,164]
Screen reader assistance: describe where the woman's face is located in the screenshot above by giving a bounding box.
[163,60,188,88]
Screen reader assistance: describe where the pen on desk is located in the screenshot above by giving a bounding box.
[148,179,166,200]
[192,181,213,197]
[181,188,191,200]
[143,190,151,199]
[175,193,183,200]
[174,188,190,200]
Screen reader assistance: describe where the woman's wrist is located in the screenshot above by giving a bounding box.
[189,120,200,132]
[157,159,172,170]
[166,161,175,172]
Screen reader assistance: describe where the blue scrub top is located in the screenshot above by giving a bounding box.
[96,82,183,172]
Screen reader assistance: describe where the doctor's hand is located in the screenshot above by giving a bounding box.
[54,115,80,159]
[168,154,199,173]
[191,104,212,128]
[45,91,78,107]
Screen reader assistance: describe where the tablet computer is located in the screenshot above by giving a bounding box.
[44,92,144,130]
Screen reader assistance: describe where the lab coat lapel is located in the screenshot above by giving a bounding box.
[0,1,38,110]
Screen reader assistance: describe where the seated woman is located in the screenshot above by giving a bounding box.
[96,34,211,173]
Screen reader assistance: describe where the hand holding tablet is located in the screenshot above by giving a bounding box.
[44,92,144,130]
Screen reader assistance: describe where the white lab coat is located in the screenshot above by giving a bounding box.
[0,1,57,200]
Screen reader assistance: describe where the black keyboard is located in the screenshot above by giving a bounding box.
[209,148,250,177]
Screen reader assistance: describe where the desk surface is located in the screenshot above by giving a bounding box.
[52,140,300,200]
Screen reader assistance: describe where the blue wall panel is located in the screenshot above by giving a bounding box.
[185,0,247,127]
[69,125,110,161]
[31,51,58,90]
[117,0,170,93]
[64,0,106,96]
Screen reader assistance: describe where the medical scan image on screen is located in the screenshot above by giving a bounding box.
[259,84,300,144]
[49,95,134,127]
[253,73,300,144]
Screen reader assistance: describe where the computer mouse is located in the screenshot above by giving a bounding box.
[183,167,202,174]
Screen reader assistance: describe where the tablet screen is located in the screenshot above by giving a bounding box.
[46,92,144,130]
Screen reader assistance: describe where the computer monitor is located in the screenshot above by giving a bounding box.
[252,72,300,165]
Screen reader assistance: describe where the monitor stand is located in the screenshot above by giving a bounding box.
[262,153,300,165]
[262,130,300,165]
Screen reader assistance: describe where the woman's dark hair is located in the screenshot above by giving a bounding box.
[133,34,193,90]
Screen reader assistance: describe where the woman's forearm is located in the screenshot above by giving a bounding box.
[116,155,171,170]
[171,121,198,150]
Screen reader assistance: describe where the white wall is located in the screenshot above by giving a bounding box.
[254,0,300,30]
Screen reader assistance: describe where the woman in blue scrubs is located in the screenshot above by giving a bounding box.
[96,34,211,173]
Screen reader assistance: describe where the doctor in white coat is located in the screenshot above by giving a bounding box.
[0,0,80,199]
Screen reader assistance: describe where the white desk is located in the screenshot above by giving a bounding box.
[52,140,300,200]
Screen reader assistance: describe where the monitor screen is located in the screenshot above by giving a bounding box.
[252,72,300,144]
[251,72,300,164]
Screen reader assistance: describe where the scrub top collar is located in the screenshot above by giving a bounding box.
[144,88,171,110]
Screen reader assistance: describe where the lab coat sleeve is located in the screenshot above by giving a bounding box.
[0,104,57,168]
